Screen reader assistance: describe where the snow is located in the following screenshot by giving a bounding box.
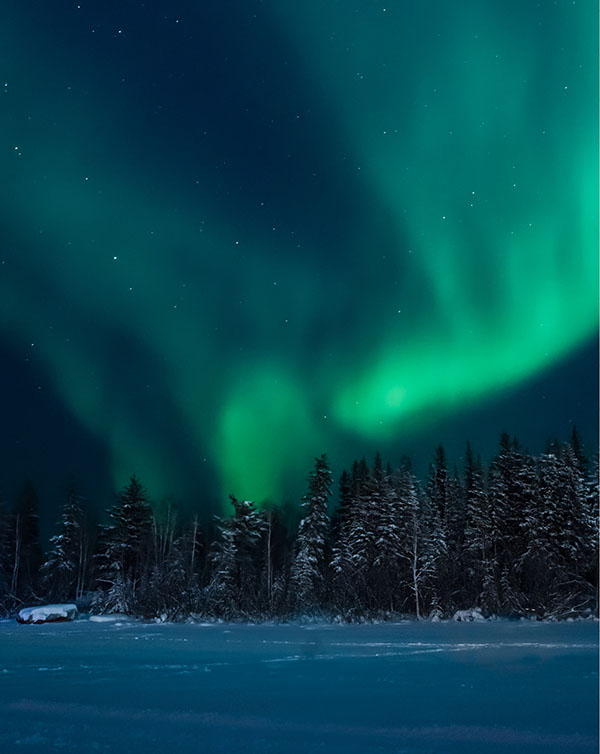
[0,619,596,753]
[16,604,78,624]
[88,614,130,623]
[453,607,486,622]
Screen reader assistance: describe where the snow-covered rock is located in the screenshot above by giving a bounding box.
[17,604,78,624]
[453,608,485,622]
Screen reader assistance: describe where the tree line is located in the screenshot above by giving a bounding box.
[0,429,597,621]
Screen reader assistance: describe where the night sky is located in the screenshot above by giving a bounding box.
[1,1,597,524]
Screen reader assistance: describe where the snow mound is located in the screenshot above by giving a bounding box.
[89,614,129,623]
[17,604,78,624]
[453,608,485,622]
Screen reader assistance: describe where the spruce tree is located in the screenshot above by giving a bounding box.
[488,434,535,613]
[289,454,332,613]
[521,447,596,618]
[207,516,238,618]
[41,490,90,603]
[372,466,402,612]
[425,447,451,611]
[330,469,352,542]
[463,443,497,611]
[95,475,152,614]
[206,496,264,618]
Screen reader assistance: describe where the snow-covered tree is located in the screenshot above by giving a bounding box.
[94,475,153,614]
[289,454,332,613]
[462,444,497,612]
[585,452,599,612]
[0,426,594,622]
[372,467,403,612]
[206,496,265,618]
[139,500,194,620]
[487,434,536,613]
[425,447,452,611]
[395,472,437,620]
[41,490,90,602]
[521,446,597,618]
[330,458,372,613]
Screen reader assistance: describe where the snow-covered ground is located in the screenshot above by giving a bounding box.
[0,618,596,753]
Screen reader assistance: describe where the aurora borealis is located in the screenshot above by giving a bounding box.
[0,1,597,516]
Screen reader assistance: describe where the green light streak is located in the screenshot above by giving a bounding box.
[273,0,599,438]
[214,365,321,504]
[0,1,596,506]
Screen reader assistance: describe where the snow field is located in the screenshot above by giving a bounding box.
[0,619,597,753]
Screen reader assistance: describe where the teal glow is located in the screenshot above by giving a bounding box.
[0,1,596,506]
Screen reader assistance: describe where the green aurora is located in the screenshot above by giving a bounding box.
[0,0,597,508]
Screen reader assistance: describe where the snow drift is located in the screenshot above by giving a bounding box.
[16,604,78,624]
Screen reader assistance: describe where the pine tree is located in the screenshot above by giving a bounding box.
[330,493,357,613]
[488,434,535,613]
[559,443,594,578]
[329,469,352,543]
[332,457,375,613]
[427,446,450,532]
[585,454,599,613]
[425,447,451,611]
[0,425,594,622]
[569,426,588,474]
[372,466,402,612]
[206,496,265,618]
[521,446,596,618]
[41,490,90,603]
[289,454,332,613]
[207,521,238,618]
[521,452,563,615]
[463,444,497,611]
[95,475,152,614]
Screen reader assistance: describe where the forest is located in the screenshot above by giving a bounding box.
[0,429,597,622]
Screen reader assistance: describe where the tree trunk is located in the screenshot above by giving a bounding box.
[412,532,421,620]
[10,513,21,598]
